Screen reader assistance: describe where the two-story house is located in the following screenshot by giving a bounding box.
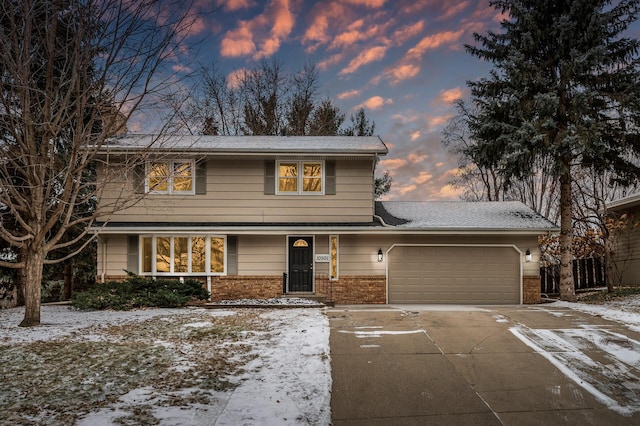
[94,135,558,304]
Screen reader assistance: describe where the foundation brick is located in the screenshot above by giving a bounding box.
[523,275,541,304]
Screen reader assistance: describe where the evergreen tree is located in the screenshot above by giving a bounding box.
[465,0,640,301]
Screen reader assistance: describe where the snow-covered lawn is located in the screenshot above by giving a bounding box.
[0,304,331,425]
[2,293,640,425]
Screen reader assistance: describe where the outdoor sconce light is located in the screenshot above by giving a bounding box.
[525,249,532,263]
[377,248,383,262]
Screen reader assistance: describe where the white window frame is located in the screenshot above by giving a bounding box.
[145,159,196,195]
[139,235,226,276]
[276,160,325,195]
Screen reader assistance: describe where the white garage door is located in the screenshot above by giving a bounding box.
[388,245,521,304]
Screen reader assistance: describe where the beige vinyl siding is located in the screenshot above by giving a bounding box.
[99,158,375,223]
[97,235,128,278]
[238,235,287,275]
[337,234,541,277]
[611,216,640,284]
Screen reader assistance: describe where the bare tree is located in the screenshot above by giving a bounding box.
[0,0,196,326]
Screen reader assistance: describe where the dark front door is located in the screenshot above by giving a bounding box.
[288,236,313,292]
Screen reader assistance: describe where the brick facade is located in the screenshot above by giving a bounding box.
[317,275,386,304]
[209,276,283,302]
[523,275,541,304]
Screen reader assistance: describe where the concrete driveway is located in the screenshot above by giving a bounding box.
[329,303,640,425]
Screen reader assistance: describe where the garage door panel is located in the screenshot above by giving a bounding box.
[389,246,520,304]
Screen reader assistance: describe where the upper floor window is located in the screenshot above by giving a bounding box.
[146,160,195,194]
[277,160,323,195]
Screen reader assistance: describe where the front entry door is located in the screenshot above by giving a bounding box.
[288,236,313,292]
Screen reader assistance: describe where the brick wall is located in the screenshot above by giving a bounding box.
[317,275,386,304]
[209,276,283,301]
[523,275,541,304]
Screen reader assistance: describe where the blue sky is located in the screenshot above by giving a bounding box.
[134,0,639,201]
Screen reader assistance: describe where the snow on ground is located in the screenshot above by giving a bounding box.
[0,305,331,425]
[511,295,640,416]
[3,294,640,424]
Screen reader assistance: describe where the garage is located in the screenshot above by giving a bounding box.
[388,245,521,304]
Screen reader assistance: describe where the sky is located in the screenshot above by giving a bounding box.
[141,1,512,200]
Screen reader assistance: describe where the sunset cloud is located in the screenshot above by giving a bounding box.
[338,89,361,99]
[221,0,257,11]
[356,96,393,110]
[412,171,433,184]
[391,20,425,45]
[219,0,295,59]
[340,45,388,75]
[379,158,407,170]
[434,87,465,106]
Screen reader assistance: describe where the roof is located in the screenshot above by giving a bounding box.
[377,201,559,231]
[608,192,640,211]
[95,201,558,235]
[99,135,389,156]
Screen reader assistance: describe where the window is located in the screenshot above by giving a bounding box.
[146,160,194,194]
[330,235,339,280]
[140,235,226,275]
[277,160,323,194]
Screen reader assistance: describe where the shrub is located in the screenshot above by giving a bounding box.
[71,276,210,311]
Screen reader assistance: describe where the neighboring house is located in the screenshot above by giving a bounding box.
[607,193,640,285]
[94,135,558,304]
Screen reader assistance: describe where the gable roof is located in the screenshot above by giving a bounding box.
[377,201,559,232]
[99,135,388,156]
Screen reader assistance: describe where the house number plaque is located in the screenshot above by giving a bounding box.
[315,254,330,263]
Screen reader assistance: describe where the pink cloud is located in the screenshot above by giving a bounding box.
[220,0,257,11]
[379,158,407,170]
[219,0,295,59]
[340,45,388,75]
[412,171,433,184]
[318,53,345,70]
[391,20,425,45]
[434,87,465,106]
[220,23,256,57]
[407,29,464,59]
[345,0,386,6]
[439,1,471,21]
[383,63,421,85]
[408,152,428,163]
[356,96,393,111]
[338,89,361,99]
[226,68,248,89]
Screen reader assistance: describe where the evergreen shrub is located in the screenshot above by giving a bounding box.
[71,275,209,310]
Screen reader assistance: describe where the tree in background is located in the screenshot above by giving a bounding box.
[183,60,392,198]
[462,0,640,301]
[0,0,196,326]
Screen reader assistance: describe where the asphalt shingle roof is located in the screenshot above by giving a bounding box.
[101,135,388,155]
[378,201,558,231]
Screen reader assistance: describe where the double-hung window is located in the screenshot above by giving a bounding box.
[146,160,195,194]
[277,160,323,194]
[141,235,225,275]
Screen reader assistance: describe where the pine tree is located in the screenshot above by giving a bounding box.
[465,0,640,301]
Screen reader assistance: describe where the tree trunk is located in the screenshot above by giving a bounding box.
[559,172,576,302]
[63,261,73,300]
[19,247,45,327]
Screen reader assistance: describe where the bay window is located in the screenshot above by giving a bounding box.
[141,235,226,275]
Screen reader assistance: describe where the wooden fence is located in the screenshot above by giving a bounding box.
[540,257,606,295]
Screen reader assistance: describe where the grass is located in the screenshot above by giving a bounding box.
[0,310,265,425]
[578,286,640,304]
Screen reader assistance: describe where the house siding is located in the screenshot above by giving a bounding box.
[98,158,375,223]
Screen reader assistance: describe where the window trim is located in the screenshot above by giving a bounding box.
[145,159,196,195]
[330,235,339,281]
[139,235,227,276]
[276,160,325,195]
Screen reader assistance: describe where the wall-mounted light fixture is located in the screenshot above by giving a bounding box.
[525,249,532,262]
[377,248,383,262]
